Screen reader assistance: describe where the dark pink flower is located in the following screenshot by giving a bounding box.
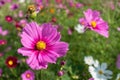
[5,15,13,23]
[79,9,109,38]
[18,22,69,70]
[0,40,7,45]
[58,70,64,76]
[5,56,18,68]
[60,60,66,66]
[21,70,35,80]
[10,3,19,10]
[0,1,5,7]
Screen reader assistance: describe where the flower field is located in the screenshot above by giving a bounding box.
[0,0,120,80]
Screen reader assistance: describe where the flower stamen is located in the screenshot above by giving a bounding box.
[36,41,46,50]
[98,70,103,74]
[26,73,31,78]
[91,21,97,28]
[8,60,13,65]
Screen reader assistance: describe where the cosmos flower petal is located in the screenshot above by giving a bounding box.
[42,50,57,63]
[23,22,40,40]
[41,23,61,43]
[104,70,113,75]
[17,47,33,57]
[94,29,109,38]
[50,42,69,57]
[101,63,107,70]
[21,32,35,49]
[84,9,93,23]
[26,53,47,70]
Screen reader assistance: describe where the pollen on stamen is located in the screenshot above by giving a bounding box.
[36,41,46,50]
[91,21,97,28]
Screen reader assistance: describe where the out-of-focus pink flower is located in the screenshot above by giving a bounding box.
[58,70,64,76]
[105,1,115,10]
[68,28,73,35]
[79,9,109,38]
[5,15,13,23]
[0,68,2,77]
[0,40,7,45]
[18,10,23,18]
[51,17,57,23]
[0,52,4,57]
[18,22,69,70]
[0,1,5,7]
[117,27,120,31]
[75,2,83,8]
[55,0,62,4]
[60,60,66,66]
[69,1,75,7]
[5,0,12,3]
[21,70,35,80]
[116,54,120,69]
[19,19,27,27]
[10,3,19,10]
[0,26,8,36]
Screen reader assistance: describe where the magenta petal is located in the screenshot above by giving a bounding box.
[50,42,69,57]
[21,32,35,49]
[41,23,61,43]
[84,9,93,23]
[94,29,109,38]
[23,22,40,40]
[17,47,33,57]
[26,53,48,70]
[42,50,58,63]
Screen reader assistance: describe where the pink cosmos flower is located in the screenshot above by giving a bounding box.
[79,9,109,38]
[5,15,13,23]
[89,78,94,80]
[18,10,23,18]
[18,22,69,70]
[21,70,35,80]
[117,27,120,31]
[75,2,83,8]
[10,3,19,10]
[0,26,8,36]
[0,40,7,45]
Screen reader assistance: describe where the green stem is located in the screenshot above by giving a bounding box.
[10,68,17,77]
[36,70,41,80]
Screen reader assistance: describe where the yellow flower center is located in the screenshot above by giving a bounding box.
[98,70,103,74]
[8,60,13,65]
[26,73,31,78]
[36,41,46,50]
[50,8,55,14]
[91,21,97,28]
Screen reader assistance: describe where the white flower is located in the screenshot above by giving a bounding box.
[74,24,85,33]
[84,56,94,65]
[89,62,113,80]
[18,0,25,3]
[116,73,120,80]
